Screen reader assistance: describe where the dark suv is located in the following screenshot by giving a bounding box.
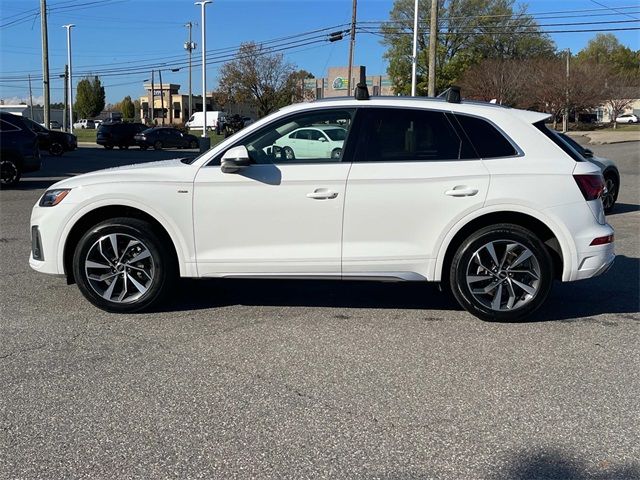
[97,122,147,150]
[0,112,41,187]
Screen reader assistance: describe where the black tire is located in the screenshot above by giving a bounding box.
[72,217,176,313]
[140,145,148,151]
[104,144,114,150]
[153,141,163,151]
[118,145,129,150]
[283,146,295,160]
[602,172,619,214]
[330,147,342,160]
[449,224,553,322]
[49,142,64,156]
[0,159,21,188]
[189,140,198,149]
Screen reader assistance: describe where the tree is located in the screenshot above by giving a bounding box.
[75,76,105,118]
[603,72,638,129]
[458,59,530,106]
[218,43,304,117]
[382,0,556,95]
[120,95,135,119]
[576,34,640,75]
[133,99,141,121]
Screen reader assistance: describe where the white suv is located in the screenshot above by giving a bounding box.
[29,94,615,321]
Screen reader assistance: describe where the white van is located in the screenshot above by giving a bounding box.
[185,111,226,131]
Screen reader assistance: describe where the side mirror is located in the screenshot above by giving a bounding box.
[318,137,327,142]
[583,148,594,158]
[221,145,251,173]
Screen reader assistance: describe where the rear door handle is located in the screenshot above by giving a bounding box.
[307,188,338,200]
[445,186,479,197]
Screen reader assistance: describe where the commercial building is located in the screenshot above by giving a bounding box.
[139,83,215,126]
[303,66,395,100]
[0,105,64,126]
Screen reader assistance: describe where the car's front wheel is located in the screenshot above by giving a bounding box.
[73,217,176,313]
[189,140,198,149]
[283,146,295,160]
[0,159,21,188]
[49,142,64,156]
[449,224,553,322]
[153,141,163,151]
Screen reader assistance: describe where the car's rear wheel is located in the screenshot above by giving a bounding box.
[331,148,342,159]
[49,142,64,156]
[283,146,295,160]
[602,172,619,214]
[449,224,553,322]
[189,140,198,149]
[0,159,21,188]
[73,217,176,313]
[140,145,148,151]
[153,141,163,151]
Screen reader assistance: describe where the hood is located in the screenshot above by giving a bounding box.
[51,158,196,189]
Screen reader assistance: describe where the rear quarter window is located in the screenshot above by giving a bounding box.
[454,114,518,158]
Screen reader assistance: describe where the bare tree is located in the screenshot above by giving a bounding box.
[603,72,638,129]
[459,59,530,106]
[218,43,303,118]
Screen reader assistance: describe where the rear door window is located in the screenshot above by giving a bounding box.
[356,108,476,162]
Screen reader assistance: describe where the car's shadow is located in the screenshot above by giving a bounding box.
[608,202,640,215]
[162,255,639,323]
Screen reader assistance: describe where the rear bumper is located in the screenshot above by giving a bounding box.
[573,242,615,281]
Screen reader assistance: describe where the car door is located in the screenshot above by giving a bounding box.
[193,108,357,277]
[342,107,491,280]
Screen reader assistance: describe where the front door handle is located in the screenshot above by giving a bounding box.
[445,186,479,197]
[307,188,338,200]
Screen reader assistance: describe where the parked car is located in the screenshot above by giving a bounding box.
[29,92,615,321]
[556,132,620,214]
[273,125,347,160]
[615,113,638,124]
[73,119,95,129]
[96,122,147,150]
[134,127,199,150]
[0,112,40,187]
[24,117,77,156]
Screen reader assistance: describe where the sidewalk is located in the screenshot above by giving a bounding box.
[566,130,640,145]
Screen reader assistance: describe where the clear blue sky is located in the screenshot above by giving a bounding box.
[1,0,638,104]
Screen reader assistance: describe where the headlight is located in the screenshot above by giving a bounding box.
[39,189,71,207]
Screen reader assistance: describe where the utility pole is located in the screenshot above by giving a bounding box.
[63,24,74,133]
[185,22,196,121]
[195,0,212,149]
[28,75,34,120]
[158,69,164,125]
[347,0,357,96]
[411,0,418,96]
[428,0,438,97]
[61,65,68,131]
[40,0,50,128]
[563,48,570,133]
[150,69,155,125]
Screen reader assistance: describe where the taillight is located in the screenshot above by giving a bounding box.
[573,174,605,201]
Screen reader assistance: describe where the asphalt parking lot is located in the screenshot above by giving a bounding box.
[1,142,639,479]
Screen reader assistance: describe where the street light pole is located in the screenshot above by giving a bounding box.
[185,22,196,121]
[411,0,418,96]
[63,24,74,133]
[195,0,211,143]
[427,0,438,97]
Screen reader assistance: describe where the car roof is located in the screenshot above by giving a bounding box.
[279,96,550,124]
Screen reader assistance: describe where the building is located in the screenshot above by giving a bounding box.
[0,105,64,125]
[139,83,216,126]
[595,88,640,123]
[303,66,395,100]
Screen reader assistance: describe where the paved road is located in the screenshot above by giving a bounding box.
[1,143,639,479]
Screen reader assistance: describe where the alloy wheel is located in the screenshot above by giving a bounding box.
[602,177,616,211]
[84,233,155,303]
[0,160,19,185]
[465,240,541,311]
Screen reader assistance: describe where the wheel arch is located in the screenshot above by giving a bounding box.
[436,209,567,284]
[62,204,186,283]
